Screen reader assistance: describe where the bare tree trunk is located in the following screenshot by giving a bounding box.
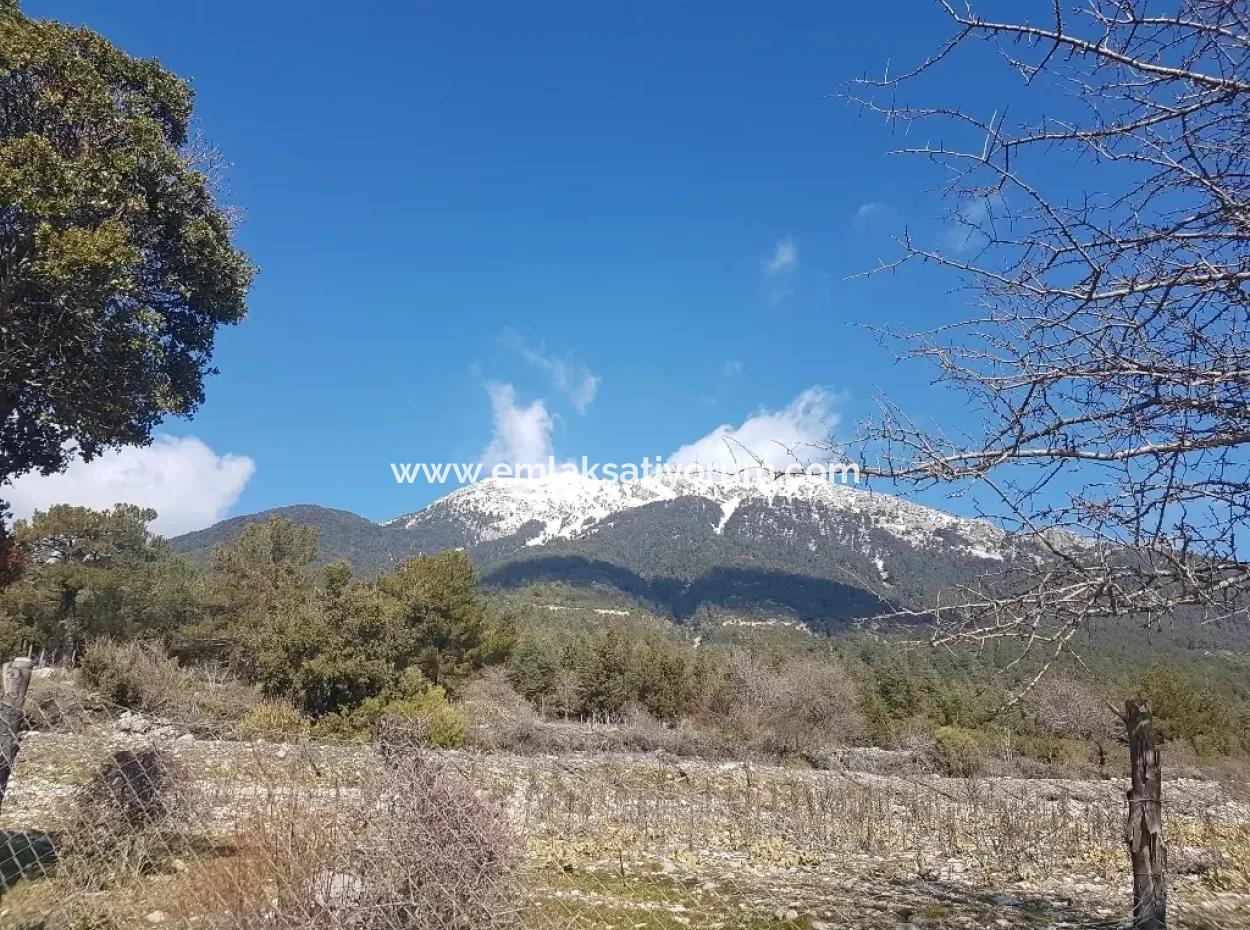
[1126,699,1167,930]
[0,656,32,808]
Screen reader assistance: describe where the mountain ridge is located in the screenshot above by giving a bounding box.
[170,475,1018,629]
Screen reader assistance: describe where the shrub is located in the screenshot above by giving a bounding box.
[1013,732,1091,771]
[463,666,534,721]
[180,791,341,927]
[59,748,193,890]
[462,667,538,750]
[372,712,437,764]
[185,664,263,730]
[763,657,864,753]
[619,720,732,759]
[217,755,517,930]
[315,669,467,748]
[238,699,311,742]
[80,640,188,714]
[80,748,188,830]
[356,688,466,749]
[928,726,985,778]
[333,756,517,928]
[712,652,863,756]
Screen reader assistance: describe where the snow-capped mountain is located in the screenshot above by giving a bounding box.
[172,474,1022,629]
[391,472,1009,562]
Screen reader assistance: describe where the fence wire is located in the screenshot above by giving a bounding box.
[0,674,1246,929]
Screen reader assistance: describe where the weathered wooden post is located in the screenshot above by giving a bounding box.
[1126,699,1167,930]
[0,657,33,808]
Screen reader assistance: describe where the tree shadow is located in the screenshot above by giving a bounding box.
[483,554,896,630]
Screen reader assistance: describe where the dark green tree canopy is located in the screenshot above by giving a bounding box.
[0,2,253,489]
[0,503,168,653]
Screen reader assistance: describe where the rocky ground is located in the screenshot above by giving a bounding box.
[0,725,1247,929]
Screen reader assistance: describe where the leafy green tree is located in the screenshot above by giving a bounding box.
[211,529,507,717]
[0,504,164,653]
[321,560,354,597]
[870,654,924,719]
[248,593,400,717]
[210,517,319,612]
[206,518,385,713]
[627,636,707,721]
[128,554,212,636]
[507,631,561,707]
[379,550,508,692]
[165,517,319,662]
[0,526,23,588]
[1137,667,1234,755]
[576,630,632,720]
[0,2,253,509]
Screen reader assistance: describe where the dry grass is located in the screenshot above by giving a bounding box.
[0,724,1246,930]
[152,752,517,930]
[23,672,106,733]
[79,640,260,736]
[169,787,346,927]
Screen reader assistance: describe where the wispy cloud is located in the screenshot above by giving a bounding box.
[761,236,798,305]
[942,194,1001,255]
[723,359,744,377]
[668,387,840,472]
[855,201,887,221]
[5,436,255,536]
[480,383,554,468]
[763,236,798,277]
[853,201,898,231]
[504,331,601,414]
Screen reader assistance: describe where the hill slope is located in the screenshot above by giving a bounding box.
[170,504,414,572]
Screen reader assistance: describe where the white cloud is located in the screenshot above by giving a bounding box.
[668,387,840,472]
[505,331,600,414]
[481,383,554,467]
[762,236,798,277]
[5,436,255,537]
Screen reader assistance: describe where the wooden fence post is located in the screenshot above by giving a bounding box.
[1126,699,1167,930]
[0,657,33,808]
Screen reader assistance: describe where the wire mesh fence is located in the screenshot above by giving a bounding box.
[0,669,1247,929]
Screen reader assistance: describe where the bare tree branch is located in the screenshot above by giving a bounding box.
[848,0,1250,663]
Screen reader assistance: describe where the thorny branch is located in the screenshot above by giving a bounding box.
[848,0,1250,689]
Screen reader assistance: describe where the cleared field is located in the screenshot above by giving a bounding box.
[1,730,1247,929]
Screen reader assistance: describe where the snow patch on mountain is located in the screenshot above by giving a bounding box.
[713,497,741,535]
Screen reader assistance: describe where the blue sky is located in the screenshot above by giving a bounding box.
[12,0,1027,533]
